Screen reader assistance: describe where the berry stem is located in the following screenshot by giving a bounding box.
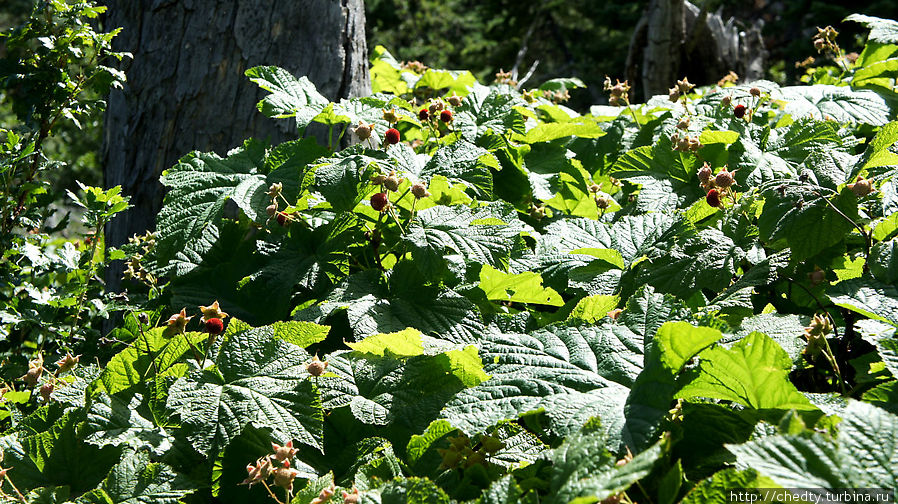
[260,480,285,504]
[832,44,850,73]
[394,186,411,205]
[783,276,846,394]
[819,335,846,394]
[784,276,837,339]
[624,100,642,128]
[388,205,406,235]
[1,471,27,503]
[425,123,439,150]
[336,123,349,147]
[410,197,419,223]
[810,189,871,267]
[134,312,159,376]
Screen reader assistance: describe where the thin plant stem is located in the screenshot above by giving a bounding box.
[624,100,642,127]
[1,473,27,503]
[785,276,847,394]
[67,218,104,345]
[820,336,847,394]
[135,313,159,376]
[260,480,285,504]
[387,205,406,235]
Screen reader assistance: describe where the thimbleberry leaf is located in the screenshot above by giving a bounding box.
[166,322,323,455]
[77,449,196,504]
[246,66,328,129]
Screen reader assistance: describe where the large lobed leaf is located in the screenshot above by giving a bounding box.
[676,332,817,411]
[780,85,892,126]
[758,183,859,261]
[76,450,196,504]
[543,420,664,504]
[403,202,523,276]
[155,143,266,275]
[318,329,488,433]
[245,65,328,129]
[296,262,486,343]
[166,323,323,456]
[441,323,638,444]
[727,401,898,493]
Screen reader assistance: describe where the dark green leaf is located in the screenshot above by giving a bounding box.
[758,184,858,261]
[442,325,631,443]
[420,139,497,198]
[166,324,323,455]
[155,142,267,275]
[245,66,328,129]
[76,449,195,504]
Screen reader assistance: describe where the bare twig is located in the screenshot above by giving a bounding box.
[517,60,540,88]
[511,4,545,81]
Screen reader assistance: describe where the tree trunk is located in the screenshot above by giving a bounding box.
[102,0,369,294]
[626,0,766,102]
[633,0,686,103]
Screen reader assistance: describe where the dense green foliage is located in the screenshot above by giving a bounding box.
[365,0,641,107]
[4,3,898,504]
[0,0,130,377]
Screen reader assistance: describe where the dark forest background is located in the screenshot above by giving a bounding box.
[2,0,897,191]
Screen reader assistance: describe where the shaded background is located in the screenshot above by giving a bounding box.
[2,0,898,190]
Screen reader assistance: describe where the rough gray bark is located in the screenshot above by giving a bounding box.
[635,0,686,103]
[102,0,369,293]
[626,0,766,101]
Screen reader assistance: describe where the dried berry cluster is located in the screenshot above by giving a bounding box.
[352,120,374,141]
[544,88,571,104]
[241,440,302,493]
[265,182,292,227]
[588,182,614,212]
[802,313,833,358]
[369,166,431,214]
[309,483,360,504]
[667,77,695,103]
[369,170,403,212]
[813,25,839,54]
[494,69,517,86]
[165,300,228,335]
[14,351,80,405]
[418,96,458,125]
[670,131,703,153]
[604,77,631,106]
[401,60,428,74]
[529,203,546,221]
[306,354,328,377]
[243,439,359,503]
[122,232,157,285]
[717,71,739,87]
[847,175,875,197]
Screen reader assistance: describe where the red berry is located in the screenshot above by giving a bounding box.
[733,104,747,119]
[276,212,289,226]
[205,317,224,335]
[385,128,400,145]
[419,108,429,121]
[440,110,453,123]
[371,192,389,212]
[706,189,721,208]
